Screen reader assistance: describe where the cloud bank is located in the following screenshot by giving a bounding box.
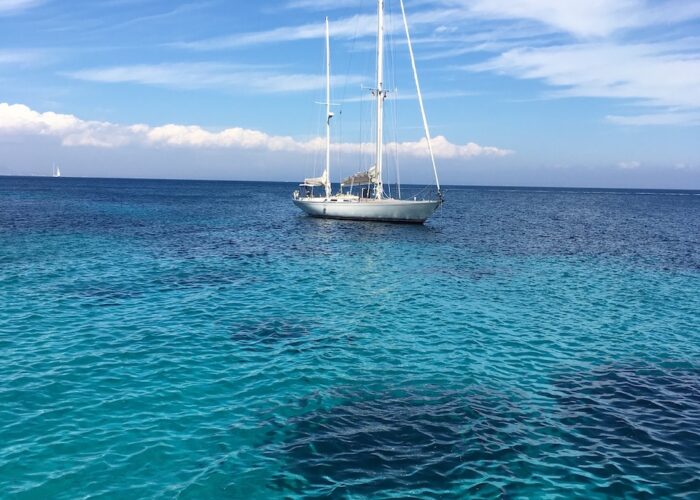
[0,103,512,159]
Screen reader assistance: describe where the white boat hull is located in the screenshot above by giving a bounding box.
[293,197,441,223]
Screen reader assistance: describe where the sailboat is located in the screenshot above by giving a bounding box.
[52,163,61,177]
[293,0,443,224]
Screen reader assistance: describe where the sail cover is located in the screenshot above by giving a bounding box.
[341,166,378,186]
[302,170,328,186]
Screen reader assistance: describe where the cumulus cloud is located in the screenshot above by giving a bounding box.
[392,135,511,159]
[0,102,512,159]
[0,103,135,147]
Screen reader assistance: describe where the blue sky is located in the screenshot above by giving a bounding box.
[1,0,699,188]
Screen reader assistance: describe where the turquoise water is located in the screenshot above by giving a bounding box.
[1,177,699,498]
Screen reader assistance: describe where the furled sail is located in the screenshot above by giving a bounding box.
[341,166,378,186]
[302,170,328,186]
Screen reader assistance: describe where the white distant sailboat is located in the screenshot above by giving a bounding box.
[52,163,61,177]
[293,0,442,224]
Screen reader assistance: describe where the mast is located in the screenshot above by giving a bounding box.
[324,17,332,199]
[399,0,440,193]
[374,0,385,199]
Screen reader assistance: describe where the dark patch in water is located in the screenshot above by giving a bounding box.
[57,281,145,307]
[423,265,508,282]
[82,288,144,307]
[269,388,522,498]
[154,269,245,291]
[550,363,700,497]
[81,287,143,301]
[58,267,245,307]
[268,368,700,498]
[230,318,311,346]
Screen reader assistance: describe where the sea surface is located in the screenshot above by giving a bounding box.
[1,176,699,499]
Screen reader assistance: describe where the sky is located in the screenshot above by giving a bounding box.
[0,0,699,189]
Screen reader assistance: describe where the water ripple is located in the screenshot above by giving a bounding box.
[1,178,698,498]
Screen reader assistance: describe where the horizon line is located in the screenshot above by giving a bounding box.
[1,174,698,193]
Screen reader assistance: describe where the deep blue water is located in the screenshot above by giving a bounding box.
[1,176,699,498]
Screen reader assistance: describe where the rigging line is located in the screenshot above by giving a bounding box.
[387,1,401,199]
[359,90,363,167]
[307,30,327,183]
[337,111,342,192]
[399,0,441,193]
[384,0,393,197]
[362,1,376,175]
[313,36,327,180]
[388,0,396,196]
[304,44,321,183]
[392,88,401,199]
[339,6,361,105]
[337,8,363,186]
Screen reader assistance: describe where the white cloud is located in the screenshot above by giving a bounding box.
[67,63,363,93]
[0,102,138,147]
[446,0,700,38]
[257,0,700,45]
[0,49,42,65]
[470,42,700,112]
[393,135,512,159]
[0,0,41,14]
[0,102,512,159]
[617,160,640,169]
[606,112,700,126]
[166,0,700,129]
[285,0,437,11]
[471,42,700,108]
[673,162,697,170]
[178,9,467,50]
[440,1,700,126]
[340,89,477,103]
[456,0,637,38]
[178,14,377,50]
[284,0,366,10]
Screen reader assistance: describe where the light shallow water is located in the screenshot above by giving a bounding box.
[1,177,699,498]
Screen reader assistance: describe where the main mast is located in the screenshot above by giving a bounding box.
[374,0,385,199]
[324,17,332,199]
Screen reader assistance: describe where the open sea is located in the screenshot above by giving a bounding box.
[1,176,699,499]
